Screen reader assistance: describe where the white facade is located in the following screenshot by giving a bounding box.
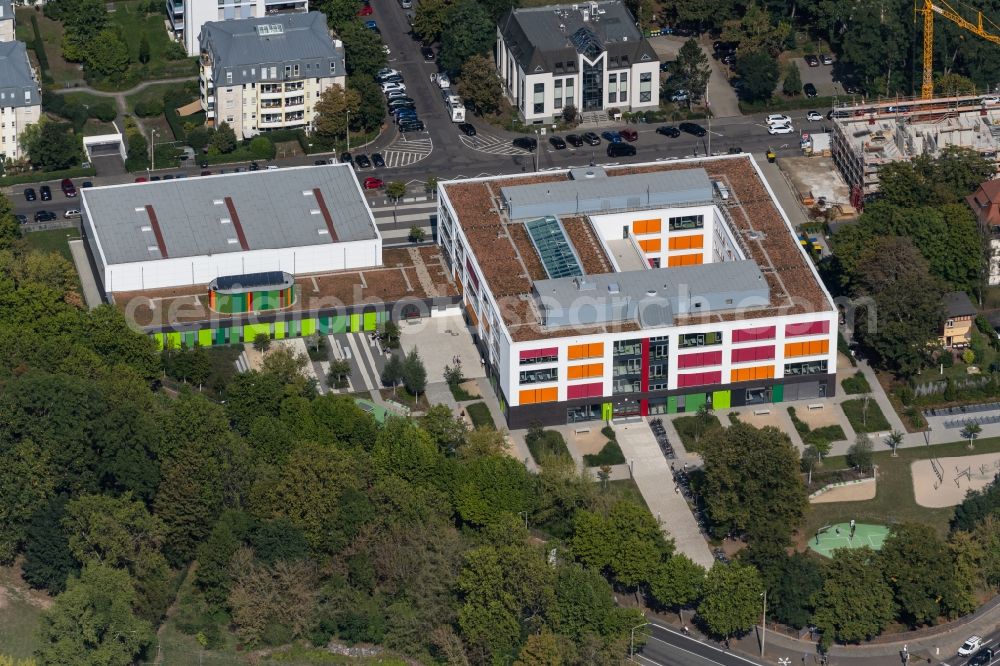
[1,101,38,160]
[170,0,309,56]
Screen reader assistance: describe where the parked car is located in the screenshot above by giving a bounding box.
[40,185,51,201]
[400,0,412,8]
[394,109,419,121]
[340,152,353,164]
[387,96,416,108]
[548,135,566,149]
[820,53,834,65]
[566,134,584,147]
[807,111,823,121]
[365,20,378,31]
[607,142,636,157]
[982,95,1000,105]
[134,176,148,183]
[720,53,736,65]
[458,122,477,136]
[619,128,638,142]
[201,170,212,176]
[381,82,406,94]
[81,181,93,188]
[512,136,537,151]
[827,109,850,120]
[430,72,451,89]
[372,153,386,168]
[64,209,81,218]
[23,187,35,202]
[656,125,681,137]
[249,161,260,171]
[768,123,794,135]
[582,132,601,145]
[355,154,372,169]
[601,130,622,143]
[33,210,57,222]
[804,82,818,97]
[357,4,373,15]
[765,114,792,125]
[14,214,27,225]
[398,119,425,131]
[805,54,820,67]
[679,122,706,137]
[969,648,994,666]
[380,74,404,84]
[363,176,384,189]
[959,637,983,657]
[421,46,435,61]
[377,68,401,81]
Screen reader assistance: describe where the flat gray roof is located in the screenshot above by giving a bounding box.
[83,164,377,266]
[533,260,769,328]
[501,168,713,219]
[0,41,39,108]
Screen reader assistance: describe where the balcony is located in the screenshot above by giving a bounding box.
[284,112,305,123]
[285,82,304,92]
[260,114,283,126]
[284,96,304,108]
[260,100,282,109]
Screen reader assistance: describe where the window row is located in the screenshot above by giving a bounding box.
[731,365,775,383]
[668,253,703,267]
[669,214,704,231]
[785,360,829,376]
[568,342,604,360]
[785,320,830,338]
[613,339,642,356]
[520,347,558,364]
[784,339,830,358]
[567,381,603,399]
[568,363,603,379]
[677,370,722,388]
[639,238,661,253]
[632,218,661,234]
[520,368,558,384]
[678,331,722,348]
[732,325,776,343]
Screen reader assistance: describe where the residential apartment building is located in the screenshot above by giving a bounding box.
[0,0,15,42]
[496,1,660,124]
[437,156,838,428]
[941,291,976,349]
[169,0,308,56]
[198,12,345,138]
[0,40,40,161]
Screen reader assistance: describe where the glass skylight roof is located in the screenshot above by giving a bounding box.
[525,216,584,279]
[570,27,604,58]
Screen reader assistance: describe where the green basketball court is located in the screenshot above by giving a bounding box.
[808,522,890,558]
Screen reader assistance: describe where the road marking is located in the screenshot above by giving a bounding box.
[344,334,375,391]
[460,133,529,156]
[640,635,746,666]
[381,137,433,168]
[648,623,764,666]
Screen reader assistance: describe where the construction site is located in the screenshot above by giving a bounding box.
[830,95,1000,204]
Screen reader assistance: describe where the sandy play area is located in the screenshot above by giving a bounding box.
[811,478,877,504]
[730,409,784,430]
[568,427,612,457]
[796,404,842,430]
[912,452,1000,508]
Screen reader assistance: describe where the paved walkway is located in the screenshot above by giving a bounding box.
[647,35,741,118]
[68,239,102,308]
[615,418,714,568]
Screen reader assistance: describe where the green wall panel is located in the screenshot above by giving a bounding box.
[318,317,330,335]
[377,310,388,323]
[601,402,613,421]
[198,329,213,347]
[274,321,286,340]
[330,315,348,334]
[712,390,731,410]
[166,332,181,349]
[215,293,233,314]
[349,313,361,332]
[685,392,706,413]
[183,331,196,348]
[153,333,165,350]
[300,318,316,336]
[363,312,377,331]
[229,327,241,344]
[256,290,280,311]
[214,327,228,345]
[772,384,784,403]
[244,323,271,341]
[667,395,678,414]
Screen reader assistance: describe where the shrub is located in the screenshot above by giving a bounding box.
[466,402,494,429]
[134,98,165,118]
[601,425,616,441]
[583,439,626,466]
[89,102,117,122]
[525,426,570,462]
[248,136,276,159]
[841,371,871,395]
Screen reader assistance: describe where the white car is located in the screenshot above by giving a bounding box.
[383,45,391,56]
[670,90,689,102]
[765,114,792,125]
[806,111,823,121]
[385,90,408,100]
[376,68,400,80]
[381,82,406,94]
[982,95,1000,106]
[63,209,81,218]
[768,124,794,135]
[430,72,450,89]
[958,637,982,657]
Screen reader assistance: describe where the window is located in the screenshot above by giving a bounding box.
[648,362,667,378]
[677,371,722,388]
[784,360,828,376]
[619,71,627,103]
[568,363,603,379]
[533,82,544,114]
[554,79,563,109]
[568,342,604,359]
[946,319,955,328]
[567,383,603,400]
[784,339,830,358]
[731,345,775,363]
[639,72,652,102]
[669,214,704,231]
[731,365,775,382]
[650,336,669,359]
[293,64,299,77]
[678,331,723,348]
[226,71,233,84]
[520,347,558,364]
[520,368,558,384]
[613,378,641,394]
[285,65,292,77]
[607,73,617,104]
[677,350,722,368]
[613,339,642,356]
[565,78,574,106]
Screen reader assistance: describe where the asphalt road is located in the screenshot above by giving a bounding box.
[636,623,764,666]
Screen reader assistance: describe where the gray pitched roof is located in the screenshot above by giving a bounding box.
[943,291,976,318]
[0,0,13,23]
[82,165,378,266]
[498,1,657,74]
[199,12,344,86]
[0,41,39,108]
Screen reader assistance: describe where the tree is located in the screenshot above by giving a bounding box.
[36,564,153,666]
[458,54,505,115]
[852,236,944,377]
[387,181,407,201]
[138,33,150,64]
[0,439,55,563]
[382,353,403,389]
[812,547,894,646]
[801,445,820,484]
[210,121,237,154]
[697,562,763,640]
[951,473,1000,532]
[413,0,452,44]
[86,29,130,82]
[961,421,982,450]
[313,84,361,142]
[23,121,82,171]
[648,554,705,611]
[514,631,575,666]
[253,332,271,353]
[673,39,711,104]
[22,497,78,594]
[701,423,807,544]
[402,347,427,396]
[439,0,494,74]
[60,0,108,62]
[769,552,824,629]
[721,4,789,57]
[972,515,1000,589]
[935,72,977,96]
[880,523,974,625]
[887,430,903,456]
[847,433,874,472]
[327,358,351,388]
[836,0,909,96]
[782,61,802,95]
[347,76,385,133]
[422,404,468,454]
[409,225,426,243]
[339,22,388,78]
[734,51,779,101]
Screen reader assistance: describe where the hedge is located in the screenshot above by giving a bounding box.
[0,166,96,187]
[29,15,52,84]
[583,439,626,466]
[738,95,837,114]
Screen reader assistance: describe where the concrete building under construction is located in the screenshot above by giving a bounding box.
[831,95,1000,206]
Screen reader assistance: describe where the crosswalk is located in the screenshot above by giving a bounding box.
[381,137,433,168]
[459,132,531,156]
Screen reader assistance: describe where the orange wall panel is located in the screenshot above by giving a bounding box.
[568,362,603,379]
[667,253,704,267]
[568,342,604,360]
[632,218,662,234]
[784,339,830,358]
[639,238,662,253]
[730,365,776,383]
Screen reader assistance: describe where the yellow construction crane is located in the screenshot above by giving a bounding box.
[917,0,1000,98]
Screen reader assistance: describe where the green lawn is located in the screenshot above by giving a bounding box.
[841,398,891,433]
[605,479,652,513]
[466,402,494,429]
[106,1,197,86]
[126,82,197,115]
[672,414,723,454]
[17,8,82,86]
[62,91,111,109]
[802,436,1000,541]
[0,567,46,660]
[840,371,871,395]
[23,227,80,262]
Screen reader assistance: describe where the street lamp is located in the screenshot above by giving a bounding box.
[760,589,768,658]
[346,109,351,155]
[630,622,650,660]
[148,128,159,177]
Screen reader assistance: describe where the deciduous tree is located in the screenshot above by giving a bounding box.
[697,562,763,640]
[439,0,494,74]
[734,51,779,101]
[673,39,712,104]
[314,84,361,142]
[458,54,505,115]
[812,547,894,646]
[649,554,706,611]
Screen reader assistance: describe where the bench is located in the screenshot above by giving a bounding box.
[808,403,824,410]
[753,409,771,416]
[574,427,591,435]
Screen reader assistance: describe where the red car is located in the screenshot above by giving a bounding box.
[134,176,148,183]
[357,4,373,15]
[619,129,638,142]
[363,177,384,189]
[61,178,77,197]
